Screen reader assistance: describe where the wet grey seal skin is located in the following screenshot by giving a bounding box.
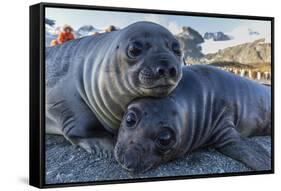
[115,65,271,172]
[45,21,183,154]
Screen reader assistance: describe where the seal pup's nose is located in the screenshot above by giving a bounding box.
[156,64,178,78]
[123,150,140,171]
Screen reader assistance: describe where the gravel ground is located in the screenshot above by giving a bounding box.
[45,135,271,184]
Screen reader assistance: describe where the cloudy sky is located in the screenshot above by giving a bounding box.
[46,7,271,53]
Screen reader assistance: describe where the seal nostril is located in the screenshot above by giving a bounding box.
[157,67,166,77]
[169,67,177,77]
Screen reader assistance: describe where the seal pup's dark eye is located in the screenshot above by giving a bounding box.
[127,41,143,58]
[171,42,181,56]
[125,112,137,127]
[155,128,175,150]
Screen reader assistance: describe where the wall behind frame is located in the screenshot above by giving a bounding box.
[0,0,280,191]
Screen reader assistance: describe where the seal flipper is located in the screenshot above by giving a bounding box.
[46,97,114,158]
[72,132,115,158]
[217,137,271,171]
[210,120,271,171]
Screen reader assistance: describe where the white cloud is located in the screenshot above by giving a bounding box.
[143,14,163,23]
[167,21,182,34]
[142,14,181,34]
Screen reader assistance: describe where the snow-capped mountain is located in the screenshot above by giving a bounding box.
[75,25,102,37]
[201,27,269,54]
[45,18,59,46]
[203,32,232,41]
[45,18,55,27]
[248,28,260,36]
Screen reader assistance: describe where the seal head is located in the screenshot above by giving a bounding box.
[114,97,184,172]
[115,21,183,97]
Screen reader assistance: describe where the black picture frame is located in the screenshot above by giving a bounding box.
[29,2,275,188]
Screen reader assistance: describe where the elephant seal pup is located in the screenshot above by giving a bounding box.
[46,21,183,154]
[115,65,271,172]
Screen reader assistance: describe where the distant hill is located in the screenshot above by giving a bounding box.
[174,26,271,67]
[204,38,271,66]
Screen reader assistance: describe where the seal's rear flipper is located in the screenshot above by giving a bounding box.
[217,137,271,171]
